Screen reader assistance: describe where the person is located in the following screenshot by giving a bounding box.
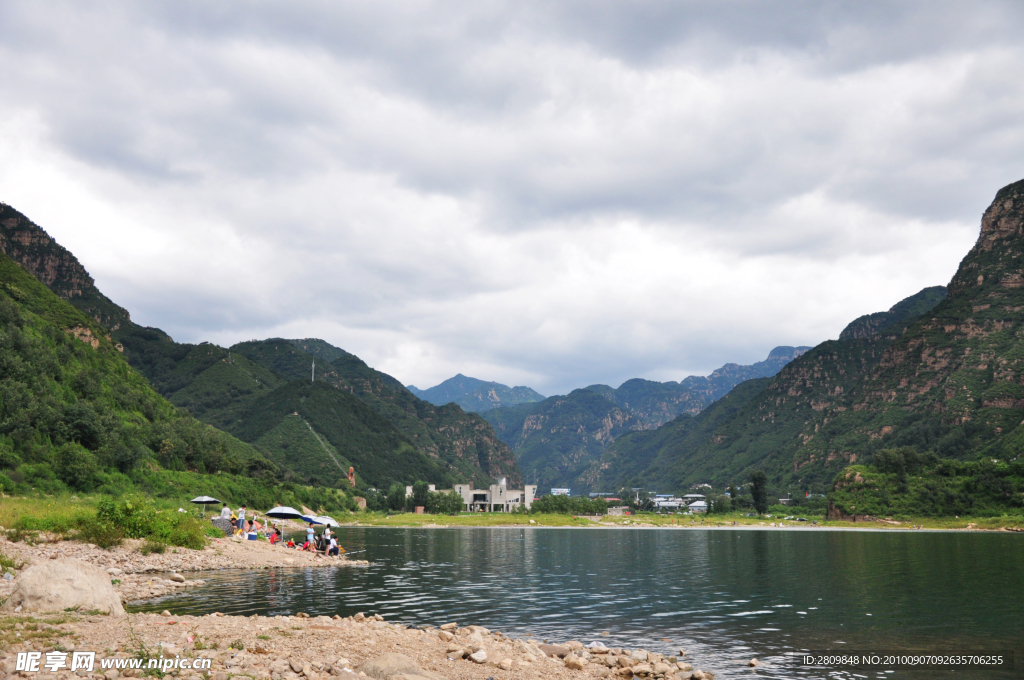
[274,526,282,544]
[306,523,315,546]
[220,505,232,520]
[237,505,247,536]
[301,539,315,553]
[327,536,339,557]
[324,526,332,541]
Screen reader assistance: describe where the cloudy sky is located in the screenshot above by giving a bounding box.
[2,1,1023,395]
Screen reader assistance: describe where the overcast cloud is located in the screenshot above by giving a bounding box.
[1,1,1022,395]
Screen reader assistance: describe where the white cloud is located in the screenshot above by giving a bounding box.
[0,1,1021,394]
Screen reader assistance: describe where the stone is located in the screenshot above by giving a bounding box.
[564,657,585,670]
[106,568,122,576]
[169,573,186,583]
[630,651,648,662]
[691,672,710,680]
[539,644,570,658]
[1,559,124,615]
[498,659,513,671]
[468,650,487,664]
[437,631,453,641]
[617,657,635,668]
[290,660,304,673]
[354,613,365,621]
[652,663,672,675]
[211,673,229,680]
[161,610,172,617]
[104,671,119,680]
[439,622,457,630]
[334,659,350,669]
[2,572,12,580]
[357,654,445,680]
[160,643,179,656]
[566,641,584,650]
[747,659,759,667]
[615,667,634,677]
[676,663,692,672]
[631,664,651,676]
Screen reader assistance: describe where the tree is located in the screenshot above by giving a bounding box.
[412,480,430,508]
[386,483,406,511]
[55,442,100,491]
[750,470,768,515]
[427,490,464,515]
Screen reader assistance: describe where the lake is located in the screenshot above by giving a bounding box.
[131,527,1024,679]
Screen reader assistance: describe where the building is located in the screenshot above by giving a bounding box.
[654,495,685,510]
[688,500,708,513]
[453,479,538,512]
[550,488,571,496]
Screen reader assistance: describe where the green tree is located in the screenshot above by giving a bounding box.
[386,483,406,511]
[54,443,100,491]
[412,480,430,508]
[750,470,768,515]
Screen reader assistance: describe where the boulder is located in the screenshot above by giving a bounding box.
[439,622,457,631]
[1,559,124,615]
[539,644,571,658]
[631,663,651,676]
[498,659,513,671]
[564,656,585,670]
[357,654,446,680]
[468,650,488,664]
[652,663,673,675]
[169,573,186,583]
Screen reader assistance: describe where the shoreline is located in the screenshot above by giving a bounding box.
[0,534,720,680]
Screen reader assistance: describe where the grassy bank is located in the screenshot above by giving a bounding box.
[349,510,1024,530]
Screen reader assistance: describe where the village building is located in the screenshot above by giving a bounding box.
[453,479,538,512]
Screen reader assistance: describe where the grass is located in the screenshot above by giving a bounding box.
[350,510,1024,531]
[0,613,76,653]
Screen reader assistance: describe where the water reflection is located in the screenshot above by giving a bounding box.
[131,528,1023,679]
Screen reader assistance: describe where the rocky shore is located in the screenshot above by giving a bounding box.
[0,535,368,604]
[0,611,720,680]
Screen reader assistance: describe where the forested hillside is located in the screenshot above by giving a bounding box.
[0,204,521,491]
[482,346,809,492]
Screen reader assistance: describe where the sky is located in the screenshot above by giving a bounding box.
[1,1,1023,396]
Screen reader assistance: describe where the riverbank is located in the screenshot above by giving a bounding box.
[0,534,368,604]
[348,512,1024,532]
[0,609,718,680]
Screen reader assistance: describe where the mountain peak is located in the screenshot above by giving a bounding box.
[410,374,545,412]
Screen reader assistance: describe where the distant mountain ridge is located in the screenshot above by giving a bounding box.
[482,346,811,492]
[408,374,545,413]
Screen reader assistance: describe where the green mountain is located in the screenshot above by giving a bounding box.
[481,346,810,491]
[600,286,950,493]
[599,178,1024,508]
[0,249,271,490]
[407,374,546,413]
[0,204,520,491]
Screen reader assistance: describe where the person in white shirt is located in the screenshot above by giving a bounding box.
[237,505,247,535]
[220,505,232,519]
[328,536,339,556]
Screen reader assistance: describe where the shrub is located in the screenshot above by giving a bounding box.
[76,519,124,549]
[530,495,608,515]
[386,483,406,512]
[426,490,464,515]
[96,495,157,538]
[139,540,166,555]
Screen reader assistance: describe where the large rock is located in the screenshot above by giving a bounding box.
[2,559,124,615]
[356,654,446,680]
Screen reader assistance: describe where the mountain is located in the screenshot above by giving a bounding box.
[0,204,521,490]
[600,286,950,493]
[481,346,810,491]
[407,374,546,413]
[602,179,1024,500]
[0,249,272,490]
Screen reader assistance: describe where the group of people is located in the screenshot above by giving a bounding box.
[275,523,341,555]
[219,505,342,556]
[220,504,262,536]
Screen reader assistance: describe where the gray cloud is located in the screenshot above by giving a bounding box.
[0,0,1022,394]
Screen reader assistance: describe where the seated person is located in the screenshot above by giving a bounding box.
[327,536,339,556]
[286,539,295,548]
[301,540,315,552]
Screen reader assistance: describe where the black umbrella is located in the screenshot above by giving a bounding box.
[190,496,222,517]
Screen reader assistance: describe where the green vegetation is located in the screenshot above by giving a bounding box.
[829,448,1024,518]
[750,470,768,515]
[529,494,608,515]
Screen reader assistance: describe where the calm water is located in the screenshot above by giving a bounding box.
[131,528,1024,679]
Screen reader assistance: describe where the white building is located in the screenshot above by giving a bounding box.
[453,479,538,512]
[688,500,708,513]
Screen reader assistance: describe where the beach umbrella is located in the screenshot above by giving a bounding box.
[300,515,324,525]
[314,515,340,527]
[265,506,305,520]
[190,496,222,516]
